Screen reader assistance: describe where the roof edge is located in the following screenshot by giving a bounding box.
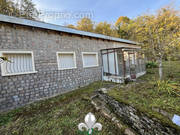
[0,14,138,45]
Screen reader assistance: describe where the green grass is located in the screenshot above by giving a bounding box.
[108,61,180,130]
[1,61,180,134]
[0,81,122,135]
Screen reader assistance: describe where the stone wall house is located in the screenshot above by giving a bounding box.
[0,14,145,111]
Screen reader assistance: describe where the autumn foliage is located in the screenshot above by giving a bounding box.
[68,6,180,62]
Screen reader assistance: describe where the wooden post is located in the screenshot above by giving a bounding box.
[122,50,126,78]
[133,50,136,75]
[128,52,131,76]
[114,49,117,75]
[100,50,104,77]
[107,49,110,73]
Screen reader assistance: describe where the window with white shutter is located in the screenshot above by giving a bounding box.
[82,52,98,68]
[57,52,76,70]
[0,51,36,76]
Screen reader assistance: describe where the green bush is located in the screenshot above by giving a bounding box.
[146,61,158,68]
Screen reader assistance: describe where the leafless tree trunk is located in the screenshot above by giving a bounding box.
[158,57,163,80]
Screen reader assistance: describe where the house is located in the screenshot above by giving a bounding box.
[0,14,146,111]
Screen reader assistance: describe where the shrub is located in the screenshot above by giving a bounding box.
[124,77,132,84]
[146,61,158,68]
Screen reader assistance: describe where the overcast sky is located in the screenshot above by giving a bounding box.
[32,0,180,26]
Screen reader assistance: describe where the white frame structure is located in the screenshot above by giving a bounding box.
[82,52,99,68]
[0,51,37,76]
[56,52,77,70]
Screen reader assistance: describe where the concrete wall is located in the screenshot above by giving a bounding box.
[0,23,139,111]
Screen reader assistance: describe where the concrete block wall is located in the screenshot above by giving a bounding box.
[0,23,138,111]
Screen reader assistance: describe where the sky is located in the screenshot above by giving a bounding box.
[32,0,180,26]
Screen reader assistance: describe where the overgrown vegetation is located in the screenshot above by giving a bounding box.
[146,61,158,68]
[0,81,124,135]
[108,61,180,130]
[156,80,180,96]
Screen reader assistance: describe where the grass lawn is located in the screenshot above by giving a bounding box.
[1,61,180,134]
[108,61,180,129]
[0,81,122,135]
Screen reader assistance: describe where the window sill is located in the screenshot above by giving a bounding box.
[2,71,38,76]
[58,67,77,70]
[83,65,99,68]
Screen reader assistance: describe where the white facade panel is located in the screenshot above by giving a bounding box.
[102,54,108,73]
[109,52,115,74]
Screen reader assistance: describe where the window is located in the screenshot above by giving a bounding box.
[57,52,76,70]
[82,52,98,68]
[0,51,37,76]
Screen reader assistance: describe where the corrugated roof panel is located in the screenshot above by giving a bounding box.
[0,14,138,45]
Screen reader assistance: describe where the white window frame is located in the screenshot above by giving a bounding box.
[0,51,37,76]
[56,52,77,70]
[82,52,99,68]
